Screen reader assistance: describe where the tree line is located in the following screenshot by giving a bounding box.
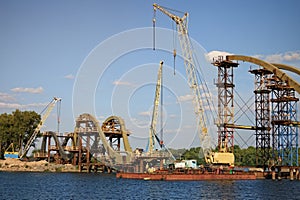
[0,109,40,158]
[169,146,257,166]
[170,146,300,166]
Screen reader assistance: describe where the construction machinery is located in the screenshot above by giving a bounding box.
[148,61,164,153]
[19,97,62,159]
[153,4,234,166]
[4,143,19,159]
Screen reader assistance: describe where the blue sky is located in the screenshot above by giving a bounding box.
[1,0,299,150]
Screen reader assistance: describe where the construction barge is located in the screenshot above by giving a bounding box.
[116,168,257,181]
[116,164,300,181]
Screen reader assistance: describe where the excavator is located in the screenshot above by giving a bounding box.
[153,4,234,166]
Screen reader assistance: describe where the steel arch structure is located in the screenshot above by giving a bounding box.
[227,55,299,167]
[74,113,133,169]
[101,115,132,153]
[226,55,300,94]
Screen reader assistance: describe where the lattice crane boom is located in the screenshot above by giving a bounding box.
[153,4,209,158]
[149,61,163,153]
[19,97,61,159]
[153,4,235,166]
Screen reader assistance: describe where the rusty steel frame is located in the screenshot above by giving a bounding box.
[34,114,134,172]
[250,68,272,167]
[74,114,133,171]
[228,55,299,167]
[269,81,299,166]
[213,58,239,153]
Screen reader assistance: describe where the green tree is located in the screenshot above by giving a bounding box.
[182,147,205,165]
[233,145,243,165]
[168,148,187,160]
[240,146,256,166]
[181,145,257,166]
[0,109,40,158]
[0,113,14,157]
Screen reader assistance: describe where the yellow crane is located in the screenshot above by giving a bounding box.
[149,61,164,154]
[153,4,234,166]
[19,97,62,159]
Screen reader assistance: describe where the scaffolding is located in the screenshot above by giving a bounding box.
[249,68,272,167]
[269,76,299,166]
[250,68,299,167]
[214,57,239,153]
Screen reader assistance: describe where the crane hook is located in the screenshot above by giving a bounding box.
[173,49,176,75]
[153,8,156,50]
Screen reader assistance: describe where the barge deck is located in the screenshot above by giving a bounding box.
[116,170,257,181]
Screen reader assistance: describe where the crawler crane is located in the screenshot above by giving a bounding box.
[148,61,164,154]
[19,97,62,159]
[153,4,234,166]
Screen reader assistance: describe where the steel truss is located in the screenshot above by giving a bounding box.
[269,78,299,166]
[214,58,239,153]
[250,69,272,167]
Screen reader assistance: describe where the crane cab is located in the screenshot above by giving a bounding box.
[207,152,235,167]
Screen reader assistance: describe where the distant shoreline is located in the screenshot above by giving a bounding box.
[0,158,78,172]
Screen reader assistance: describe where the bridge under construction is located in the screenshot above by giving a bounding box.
[22,53,298,177]
[5,4,299,180]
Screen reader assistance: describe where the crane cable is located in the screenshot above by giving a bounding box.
[172,21,177,75]
[190,37,218,119]
[57,100,61,136]
[40,99,53,115]
[160,62,164,147]
[153,7,156,50]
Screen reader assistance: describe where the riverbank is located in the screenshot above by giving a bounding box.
[0,158,78,172]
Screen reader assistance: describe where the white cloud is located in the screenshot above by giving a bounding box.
[203,104,217,112]
[177,94,193,102]
[138,111,151,117]
[11,86,44,94]
[207,50,300,64]
[98,115,106,120]
[0,102,21,109]
[112,80,134,87]
[265,54,282,63]
[254,51,300,63]
[202,91,214,101]
[206,50,233,63]
[0,102,47,109]
[163,129,180,134]
[130,117,149,127]
[183,125,194,129]
[97,115,106,123]
[169,114,177,118]
[64,74,75,79]
[283,51,300,61]
[0,93,16,102]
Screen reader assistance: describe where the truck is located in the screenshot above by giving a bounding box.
[174,159,197,169]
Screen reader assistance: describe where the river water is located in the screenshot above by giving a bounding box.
[0,172,299,200]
